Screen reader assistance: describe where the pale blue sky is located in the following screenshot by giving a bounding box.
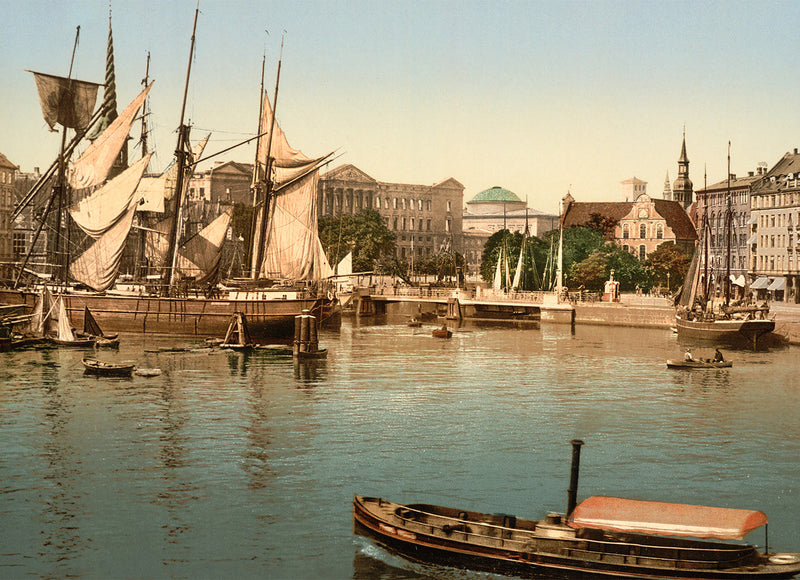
[2,0,800,212]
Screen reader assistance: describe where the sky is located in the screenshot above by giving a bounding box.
[3,0,800,214]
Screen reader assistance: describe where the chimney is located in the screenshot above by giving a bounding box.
[795,148,798,155]
[566,439,585,518]
[748,171,754,177]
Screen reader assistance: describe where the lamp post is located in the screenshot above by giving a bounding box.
[667,271,671,293]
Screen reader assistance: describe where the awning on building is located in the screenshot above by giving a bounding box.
[768,277,786,291]
[730,274,745,287]
[750,277,771,290]
[747,234,757,245]
[747,214,758,225]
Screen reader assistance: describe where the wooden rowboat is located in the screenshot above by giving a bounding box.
[432,326,452,338]
[82,358,135,377]
[666,359,733,369]
[354,441,800,579]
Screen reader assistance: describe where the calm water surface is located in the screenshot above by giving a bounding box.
[1,317,798,579]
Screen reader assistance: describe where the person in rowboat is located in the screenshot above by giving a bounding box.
[684,348,694,362]
[713,348,724,362]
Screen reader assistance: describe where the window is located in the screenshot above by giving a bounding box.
[639,224,647,238]
[419,219,423,231]
[639,245,646,260]
[402,217,407,230]
[656,225,663,239]
[418,199,423,211]
[622,224,629,239]
[446,218,451,232]
[393,198,398,209]
[393,217,398,230]
[426,200,431,211]
[12,232,25,258]
[410,218,415,230]
[447,200,452,212]
[427,219,431,231]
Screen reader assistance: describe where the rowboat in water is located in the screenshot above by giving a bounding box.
[82,358,135,377]
[354,441,800,579]
[667,359,733,369]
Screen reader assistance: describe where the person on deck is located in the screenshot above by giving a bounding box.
[684,348,694,362]
[713,348,724,363]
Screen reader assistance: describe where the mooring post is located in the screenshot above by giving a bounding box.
[566,439,585,518]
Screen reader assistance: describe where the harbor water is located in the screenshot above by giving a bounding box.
[1,318,798,579]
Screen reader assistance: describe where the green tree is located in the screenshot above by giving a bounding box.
[318,209,396,273]
[645,242,692,292]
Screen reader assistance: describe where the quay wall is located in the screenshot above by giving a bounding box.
[573,302,674,328]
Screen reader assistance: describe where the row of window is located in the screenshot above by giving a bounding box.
[757,234,798,250]
[700,190,748,206]
[385,217,452,233]
[752,191,800,209]
[621,223,664,239]
[0,171,13,184]
[757,254,796,272]
[756,211,798,229]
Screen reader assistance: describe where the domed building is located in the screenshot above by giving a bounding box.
[462,186,559,279]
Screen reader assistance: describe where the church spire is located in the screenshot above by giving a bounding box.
[672,126,693,209]
[663,170,672,200]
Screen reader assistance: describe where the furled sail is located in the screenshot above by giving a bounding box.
[493,247,503,291]
[69,157,150,291]
[512,238,525,290]
[176,207,233,282]
[67,82,153,189]
[29,71,101,131]
[55,297,76,342]
[259,170,333,280]
[69,155,151,239]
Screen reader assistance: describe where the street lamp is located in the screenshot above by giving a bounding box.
[667,271,671,293]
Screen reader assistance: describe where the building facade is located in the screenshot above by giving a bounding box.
[749,148,800,302]
[0,153,17,263]
[562,192,697,260]
[695,168,764,294]
[318,164,464,263]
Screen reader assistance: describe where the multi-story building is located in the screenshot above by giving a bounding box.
[695,168,764,295]
[187,161,252,205]
[0,153,17,264]
[749,148,800,302]
[318,164,463,263]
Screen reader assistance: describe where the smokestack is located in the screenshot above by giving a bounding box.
[566,439,585,518]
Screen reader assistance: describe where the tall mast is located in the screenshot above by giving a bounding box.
[55,26,82,288]
[248,51,266,277]
[556,195,564,297]
[251,35,284,280]
[725,141,732,307]
[703,164,709,300]
[140,51,151,156]
[164,7,199,292]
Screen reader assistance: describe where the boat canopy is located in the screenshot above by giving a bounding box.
[568,496,768,540]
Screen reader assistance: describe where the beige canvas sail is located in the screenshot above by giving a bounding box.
[69,155,151,239]
[144,217,172,271]
[55,297,76,341]
[176,207,233,282]
[30,71,101,131]
[67,82,153,189]
[259,170,333,281]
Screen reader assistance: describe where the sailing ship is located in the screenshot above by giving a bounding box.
[676,145,774,348]
[2,11,338,341]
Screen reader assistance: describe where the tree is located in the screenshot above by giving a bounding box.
[586,212,619,239]
[318,209,396,273]
[645,242,692,292]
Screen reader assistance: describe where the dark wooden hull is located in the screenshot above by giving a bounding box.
[353,496,800,580]
[0,289,340,341]
[82,359,135,376]
[432,329,452,338]
[675,316,775,348]
[667,359,733,369]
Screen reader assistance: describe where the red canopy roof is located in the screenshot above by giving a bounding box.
[569,496,768,540]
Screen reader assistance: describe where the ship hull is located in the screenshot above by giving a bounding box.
[0,289,340,341]
[675,315,775,348]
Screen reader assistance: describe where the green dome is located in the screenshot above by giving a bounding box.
[470,186,522,203]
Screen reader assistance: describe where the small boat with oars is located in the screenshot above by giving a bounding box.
[407,317,422,328]
[82,358,135,377]
[354,440,800,579]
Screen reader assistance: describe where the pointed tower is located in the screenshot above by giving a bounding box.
[662,171,672,200]
[88,9,128,179]
[672,128,693,209]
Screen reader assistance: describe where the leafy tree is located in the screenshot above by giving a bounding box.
[318,209,396,272]
[586,212,619,238]
[569,250,609,290]
[645,242,692,292]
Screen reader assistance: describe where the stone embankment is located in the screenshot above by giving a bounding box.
[589,294,800,345]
